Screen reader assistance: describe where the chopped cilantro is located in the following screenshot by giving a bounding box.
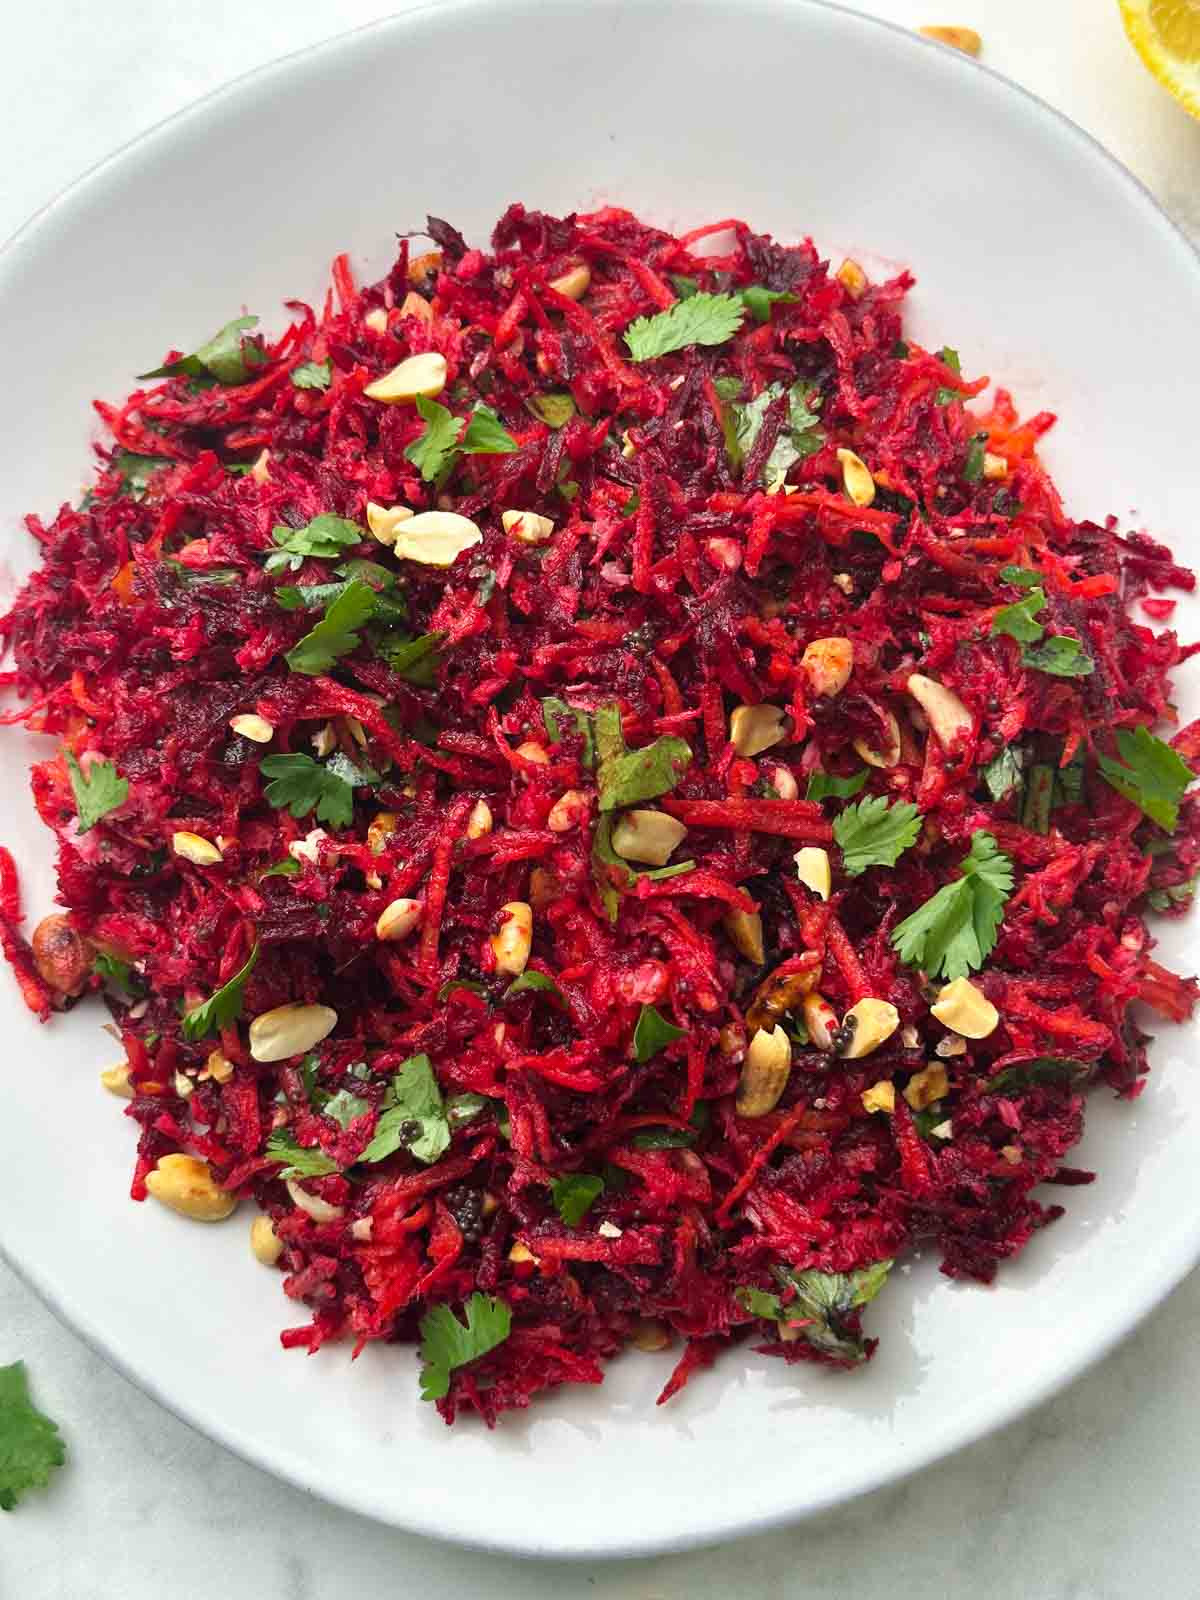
[551,1173,605,1227]
[768,1261,893,1363]
[360,1054,450,1166]
[291,359,332,390]
[260,753,356,828]
[404,395,461,482]
[264,1131,339,1179]
[138,315,262,386]
[625,293,746,362]
[324,1089,370,1130]
[460,403,519,455]
[891,833,1015,979]
[504,970,563,1002]
[832,795,921,876]
[1097,726,1194,832]
[284,578,376,675]
[64,751,128,834]
[181,941,259,1042]
[111,450,172,498]
[265,513,362,573]
[806,768,870,803]
[741,285,798,324]
[632,1004,687,1062]
[596,735,691,812]
[418,1293,512,1401]
[982,746,1025,803]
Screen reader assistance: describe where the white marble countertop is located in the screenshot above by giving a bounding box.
[3,2,1200,1594]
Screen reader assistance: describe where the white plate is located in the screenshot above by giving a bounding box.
[2,0,1199,1560]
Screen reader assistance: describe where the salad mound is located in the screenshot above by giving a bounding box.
[2,203,1198,1424]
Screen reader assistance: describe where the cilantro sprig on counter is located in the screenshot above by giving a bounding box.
[832,796,921,876]
[0,1362,66,1512]
[1097,726,1194,832]
[418,1293,512,1401]
[625,292,745,362]
[65,751,128,834]
[892,833,1014,980]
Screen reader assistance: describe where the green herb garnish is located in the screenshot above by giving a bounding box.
[625,293,746,362]
[360,1054,450,1166]
[291,359,332,390]
[1097,726,1194,832]
[64,751,128,834]
[632,1004,687,1062]
[418,1293,512,1401]
[181,941,259,1042]
[260,753,357,828]
[138,315,262,386]
[832,795,921,876]
[264,1131,340,1179]
[891,833,1014,980]
[0,1362,66,1512]
[551,1173,605,1227]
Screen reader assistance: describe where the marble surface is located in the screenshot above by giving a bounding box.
[4,1,1200,1594]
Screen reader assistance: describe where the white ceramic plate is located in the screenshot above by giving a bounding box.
[2,0,1199,1560]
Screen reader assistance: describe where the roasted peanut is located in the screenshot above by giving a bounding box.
[736,1026,792,1117]
[145,1154,236,1222]
[31,914,91,997]
[745,960,822,1034]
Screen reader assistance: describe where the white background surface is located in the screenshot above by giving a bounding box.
[2,1,1200,1594]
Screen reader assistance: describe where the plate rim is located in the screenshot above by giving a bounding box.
[2,0,1199,1560]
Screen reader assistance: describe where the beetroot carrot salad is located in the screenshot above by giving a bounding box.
[2,204,1198,1423]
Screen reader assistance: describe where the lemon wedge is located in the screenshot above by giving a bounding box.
[1120,0,1200,119]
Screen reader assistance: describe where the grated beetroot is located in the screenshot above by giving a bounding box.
[3,203,1199,1424]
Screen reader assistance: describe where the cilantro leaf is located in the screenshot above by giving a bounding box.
[65,751,128,834]
[728,380,824,480]
[736,1286,786,1320]
[771,1261,893,1363]
[504,970,563,1002]
[461,404,519,455]
[260,858,301,879]
[404,395,462,483]
[138,315,262,385]
[1097,726,1194,832]
[631,1126,695,1150]
[264,1131,339,1179]
[982,746,1025,803]
[260,753,356,828]
[0,1362,66,1511]
[832,795,921,876]
[551,1173,605,1227]
[526,392,576,428]
[266,513,363,573]
[591,813,635,924]
[633,1003,687,1062]
[291,359,332,390]
[939,346,962,373]
[376,630,445,685]
[741,285,798,324]
[986,1056,1092,1097]
[597,736,691,813]
[447,1091,489,1127]
[92,951,142,996]
[669,274,700,299]
[111,450,172,498]
[361,1054,450,1166]
[625,293,746,362]
[285,578,376,675]
[1022,635,1094,677]
[181,941,259,1042]
[806,768,870,803]
[541,697,596,767]
[418,1293,512,1401]
[324,1089,370,1129]
[999,565,1043,589]
[962,432,988,483]
[891,832,1015,979]
[991,586,1048,644]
